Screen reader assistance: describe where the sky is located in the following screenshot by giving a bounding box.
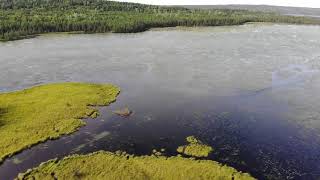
[115,0,320,8]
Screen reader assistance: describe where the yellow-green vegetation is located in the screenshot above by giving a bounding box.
[16,151,255,180]
[0,83,120,163]
[177,136,213,157]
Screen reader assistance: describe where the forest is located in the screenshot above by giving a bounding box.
[1,0,320,41]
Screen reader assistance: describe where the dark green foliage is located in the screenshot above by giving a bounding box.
[0,0,187,11]
[0,0,319,41]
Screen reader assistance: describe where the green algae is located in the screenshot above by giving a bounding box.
[0,83,120,163]
[16,151,255,180]
[177,136,213,158]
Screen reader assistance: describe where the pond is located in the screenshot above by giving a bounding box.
[1,24,320,179]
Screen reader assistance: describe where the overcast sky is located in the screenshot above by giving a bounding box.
[115,0,320,8]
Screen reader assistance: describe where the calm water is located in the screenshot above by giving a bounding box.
[1,24,320,180]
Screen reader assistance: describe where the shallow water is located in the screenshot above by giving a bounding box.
[1,24,320,179]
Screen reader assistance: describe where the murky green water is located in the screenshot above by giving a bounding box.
[1,24,320,179]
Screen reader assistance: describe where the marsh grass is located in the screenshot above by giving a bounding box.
[0,83,120,163]
[0,107,7,127]
[16,151,255,180]
[177,136,213,157]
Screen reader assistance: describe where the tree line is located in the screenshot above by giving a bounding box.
[1,0,319,41]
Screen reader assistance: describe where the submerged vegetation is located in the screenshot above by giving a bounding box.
[177,136,213,157]
[0,82,119,163]
[1,0,320,41]
[17,151,255,180]
[113,107,132,117]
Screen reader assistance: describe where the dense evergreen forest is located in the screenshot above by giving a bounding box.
[1,0,320,41]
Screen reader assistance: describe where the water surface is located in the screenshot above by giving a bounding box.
[1,24,320,179]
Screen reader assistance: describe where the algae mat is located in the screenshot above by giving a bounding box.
[0,83,120,163]
[17,151,254,180]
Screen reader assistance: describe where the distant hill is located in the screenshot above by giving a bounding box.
[182,5,320,18]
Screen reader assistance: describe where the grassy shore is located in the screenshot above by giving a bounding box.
[0,82,120,163]
[17,151,255,180]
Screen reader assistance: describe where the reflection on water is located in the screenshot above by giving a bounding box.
[272,64,319,88]
[1,24,320,179]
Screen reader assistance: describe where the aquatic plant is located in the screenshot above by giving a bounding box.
[113,107,132,117]
[16,151,255,180]
[0,82,120,163]
[177,136,213,157]
[12,157,23,165]
[152,149,166,157]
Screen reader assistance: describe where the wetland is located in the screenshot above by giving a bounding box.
[1,24,320,179]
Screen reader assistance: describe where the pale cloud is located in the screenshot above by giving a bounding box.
[115,0,320,8]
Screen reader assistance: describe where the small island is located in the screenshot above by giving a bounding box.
[177,136,213,157]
